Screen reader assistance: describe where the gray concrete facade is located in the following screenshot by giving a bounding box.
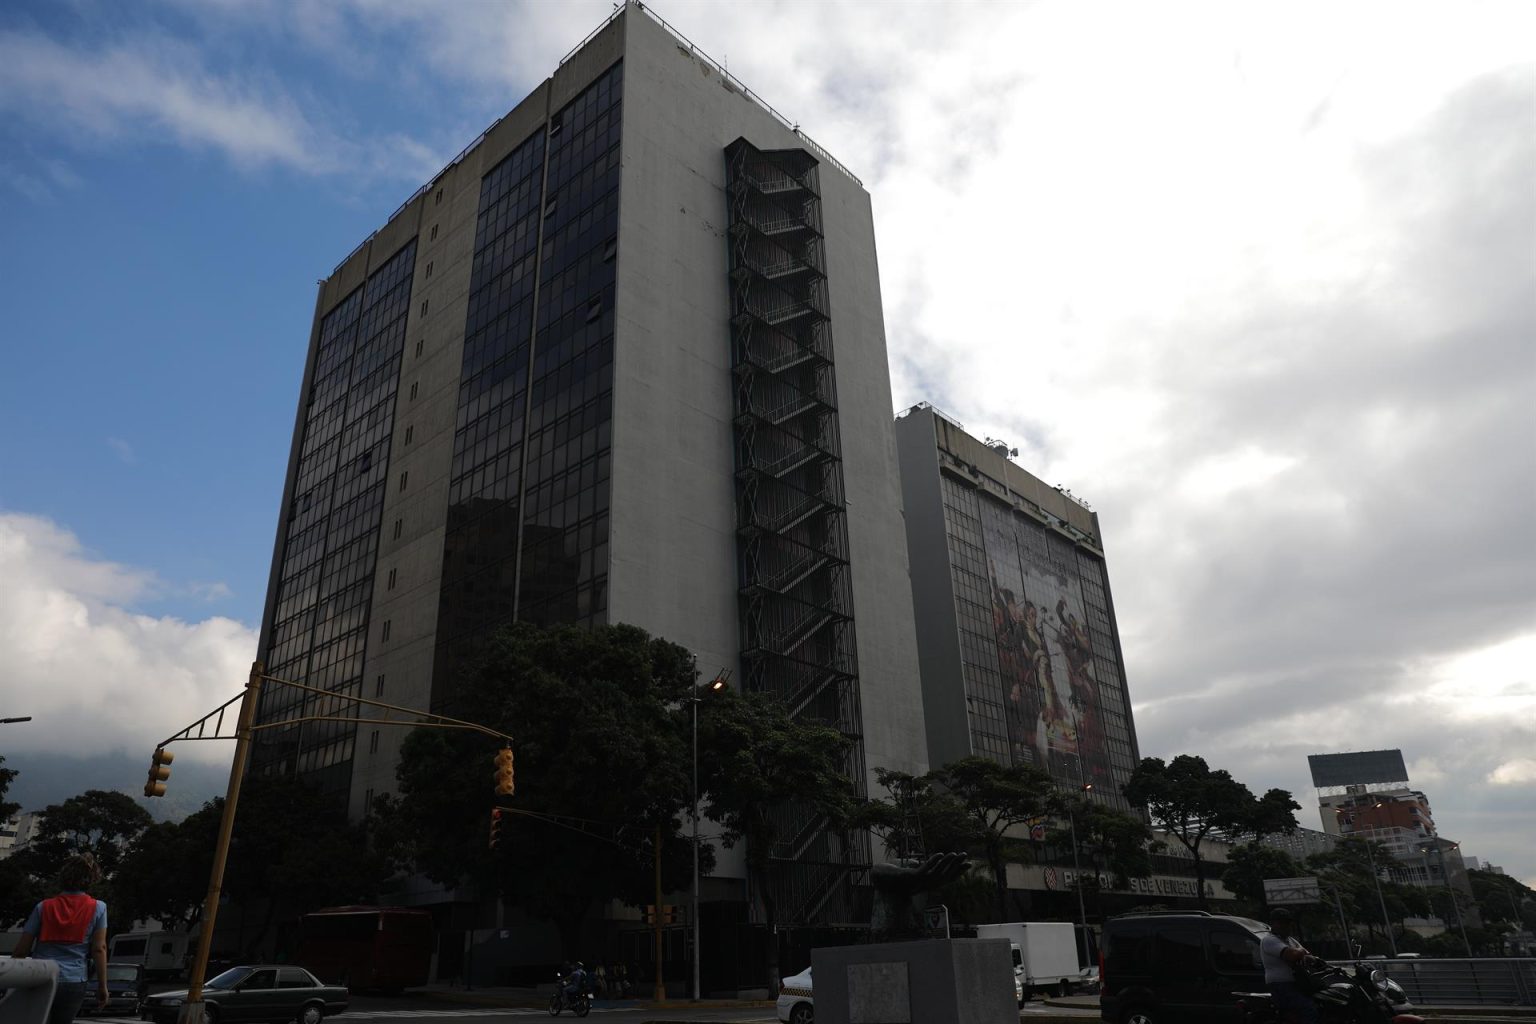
[893,403,1140,802]
[609,8,928,795]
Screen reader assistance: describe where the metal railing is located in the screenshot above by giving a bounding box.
[1372,957,1536,1006]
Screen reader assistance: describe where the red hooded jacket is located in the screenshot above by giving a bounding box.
[38,892,98,943]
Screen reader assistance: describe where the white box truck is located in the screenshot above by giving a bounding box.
[107,930,193,980]
[975,921,1079,1000]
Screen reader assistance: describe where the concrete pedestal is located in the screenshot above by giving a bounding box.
[0,958,60,1024]
[811,937,1016,1024]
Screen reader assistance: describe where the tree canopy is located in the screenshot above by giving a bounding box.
[0,755,18,824]
[694,685,856,979]
[1124,755,1298,909]
[378,622,714,956]
[926,757,1059,920]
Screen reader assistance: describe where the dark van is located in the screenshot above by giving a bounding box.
[1100,911,1269,1024]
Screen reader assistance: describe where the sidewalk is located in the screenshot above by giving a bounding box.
[1038,994,1536,1020]
[416,982,774,1012]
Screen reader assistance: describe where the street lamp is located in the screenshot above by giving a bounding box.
[1339,803,1398,956]
[1065,762,1092,969]
[691,671,728,1002]
[1419,838,1473,957]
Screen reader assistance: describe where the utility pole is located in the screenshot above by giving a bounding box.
[178,661,263,1024]
[691,695,701,1003]
[654,823,665,1002]
[1359,831,1398,955]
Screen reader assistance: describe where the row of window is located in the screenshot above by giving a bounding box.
[254,239,418,789]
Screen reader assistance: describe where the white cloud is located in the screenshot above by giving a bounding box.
[1490,759,1536,786]
[0,27,446,182]
[106,437,136,465]
[0,513,256,766]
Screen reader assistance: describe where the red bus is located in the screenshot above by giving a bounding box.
[297,906,434,992]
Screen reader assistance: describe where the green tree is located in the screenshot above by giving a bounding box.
[696,687,857,983]
[854,768,932,861]
[25,789,153,877]
[1221,842,1304,909]
[379,622,707,957]
[1065,796,1155,889]
[111,777,385,954]
[0,755,18,824]
[113,805,221,935]
[1123,755,1260,909]
[1248,788,1303,844]
[1468,868,1536,933]
[927,757,1058,921]
[0,856,39,929]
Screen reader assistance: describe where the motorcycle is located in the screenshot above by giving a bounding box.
[548,972,592,1018]
[1232,960,1424,1024]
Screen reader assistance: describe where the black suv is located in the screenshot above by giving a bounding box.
[1100,911,1270,1024]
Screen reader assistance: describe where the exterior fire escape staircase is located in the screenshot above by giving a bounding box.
[725,137,869,926]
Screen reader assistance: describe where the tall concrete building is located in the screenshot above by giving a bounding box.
[251,1,927,939]
[893,404,1141,808]
[1309,748,1471,896]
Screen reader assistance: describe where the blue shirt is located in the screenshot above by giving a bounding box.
[22,893,107,984]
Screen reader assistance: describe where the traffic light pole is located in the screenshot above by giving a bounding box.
[178,661,264,1024]
[654,823,665,1003]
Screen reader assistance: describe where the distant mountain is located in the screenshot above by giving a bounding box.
[4,750,229,821]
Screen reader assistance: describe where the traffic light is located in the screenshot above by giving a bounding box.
[489,808,504,851]
[143,747,174,798]
[643,905,679,924]
[494,746,515,797]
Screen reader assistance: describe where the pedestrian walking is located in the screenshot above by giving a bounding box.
[10,854,109,1024]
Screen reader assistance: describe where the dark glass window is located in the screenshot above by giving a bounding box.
[938,470,1137,809]
[435,61,622,705]
[1157,927,1206,975]
[1210,929,1260,972]
[253,240,416,795]
[1105,924,1152,974]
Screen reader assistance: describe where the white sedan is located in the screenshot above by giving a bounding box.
[776,966,814,1024]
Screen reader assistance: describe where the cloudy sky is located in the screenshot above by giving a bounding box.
[1,1,1531,885]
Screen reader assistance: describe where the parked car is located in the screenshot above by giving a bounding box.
[139,965,348,1024]
[1100,910,1269,1024]
[777,967,813,1024]
[81,962,147,1017]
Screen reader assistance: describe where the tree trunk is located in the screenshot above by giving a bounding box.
[755,864,781,991]
[988,842,1009,922]
[244,897,280,959]
[1191,849,1209,910]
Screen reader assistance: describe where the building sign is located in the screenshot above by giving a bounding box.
[1046,868,1217,900]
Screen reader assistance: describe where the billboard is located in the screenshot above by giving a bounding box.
[1307,749,1409,789]
[978,499,1108,786]
[1263,877,1322,905]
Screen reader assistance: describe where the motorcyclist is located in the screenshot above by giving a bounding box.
[1261,908,1320,1024]
[562,961,589,1002]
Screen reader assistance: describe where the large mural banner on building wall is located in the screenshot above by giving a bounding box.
[979,501,1107,784]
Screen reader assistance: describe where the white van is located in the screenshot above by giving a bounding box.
[108,930,192,980]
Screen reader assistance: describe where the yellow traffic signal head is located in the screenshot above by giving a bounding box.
[494,746,515,796]
[489,807,504,851]
[143,747,174,798]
